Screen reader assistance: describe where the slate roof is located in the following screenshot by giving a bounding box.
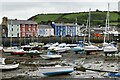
[8,19,37,25]
[38,25,53,29]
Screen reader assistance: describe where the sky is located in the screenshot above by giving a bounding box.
[0,0,120,23]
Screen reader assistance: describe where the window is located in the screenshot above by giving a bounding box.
[11,28,13,31]
[17,33,19,37]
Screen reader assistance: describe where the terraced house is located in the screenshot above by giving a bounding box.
[2,17,38,38]
[38,25,54,37]
[52,22,77,37]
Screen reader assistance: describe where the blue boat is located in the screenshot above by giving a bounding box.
[40,65,74,76]
[71,41,84,54]
[108,72,120,77]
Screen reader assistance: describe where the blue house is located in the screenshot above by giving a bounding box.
[52,22,77,37]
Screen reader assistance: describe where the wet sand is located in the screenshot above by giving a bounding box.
[1,43,120,79]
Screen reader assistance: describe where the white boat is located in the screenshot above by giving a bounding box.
[54,43,71,53]
[3,47,19,53]
[84,44,100,52]
[29,65,74,76]
[84,9,101,54]
[0,58,19,70]
[43,43,53,49]
[103,4,118,54]
[0,46,3,50]
[103,44,118,53]
[40,54,62,60]
[40,51,61,59]
[48,42,59,50]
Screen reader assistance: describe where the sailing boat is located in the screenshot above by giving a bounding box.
[84,8,100,54]
[103,3,118,54]
[71,18,84,54]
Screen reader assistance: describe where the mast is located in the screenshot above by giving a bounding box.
[104,3,110,43]
[10,20,12,47]
[107,3,110,41]
[75,17,78,42]
[84,19,88,44]
[88,8,91,44]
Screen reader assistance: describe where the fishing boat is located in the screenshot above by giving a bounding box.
[29,65,74,76]
[40,52,62,59]
[54,43,71,53]
[0,58,19,70]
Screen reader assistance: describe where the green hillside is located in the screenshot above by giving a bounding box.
[28,11,120,27]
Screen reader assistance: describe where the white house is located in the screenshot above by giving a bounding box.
[38,25,54,37]
[7,19,38,38]
[7,20,20,37]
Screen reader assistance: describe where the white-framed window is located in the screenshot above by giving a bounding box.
[11,28,13,31]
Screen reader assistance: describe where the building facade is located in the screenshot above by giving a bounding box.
[52,23,77,37]
[38,25,54,37]
[6,19,38,37]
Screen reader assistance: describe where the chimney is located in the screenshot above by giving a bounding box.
[2,17,8,26]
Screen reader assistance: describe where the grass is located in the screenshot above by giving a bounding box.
[29,11,119,26]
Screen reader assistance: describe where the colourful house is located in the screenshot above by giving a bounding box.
[52,22,77,37]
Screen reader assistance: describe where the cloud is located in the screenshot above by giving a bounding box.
[0,1,119,23]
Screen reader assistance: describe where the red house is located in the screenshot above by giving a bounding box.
[19,20,38,37]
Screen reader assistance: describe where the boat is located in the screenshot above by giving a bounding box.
[21,45,41,51]
[43,43,53,49]
[54,43,71,53]
[71,46,84,54]
[11,49,26,56]
[29,65,74,76]
[3,46,19,53]
[71,41,84,54]
[103,44,118,53]
[103,3,118,54]
[84,9,101,54]
[0,58,19,70]
[40,52,62,59]
[27,50,43,57]
[0,46,3,50]
[108,72,120,77]
[48,42,59,50]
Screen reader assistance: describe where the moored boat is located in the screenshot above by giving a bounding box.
[0,58,19,70]
[29,65,74,76]
[11,49,27,56]
[40,51,62,59]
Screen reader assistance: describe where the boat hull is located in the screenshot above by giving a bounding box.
[0,63,19,70]
[40,66,74,76]
[40,55,62,59]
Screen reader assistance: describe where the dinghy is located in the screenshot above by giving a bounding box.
[40,51,62,59]
[29,65,74,76]
[0,58,19,70]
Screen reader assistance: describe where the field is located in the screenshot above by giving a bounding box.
[28,11,120,27]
